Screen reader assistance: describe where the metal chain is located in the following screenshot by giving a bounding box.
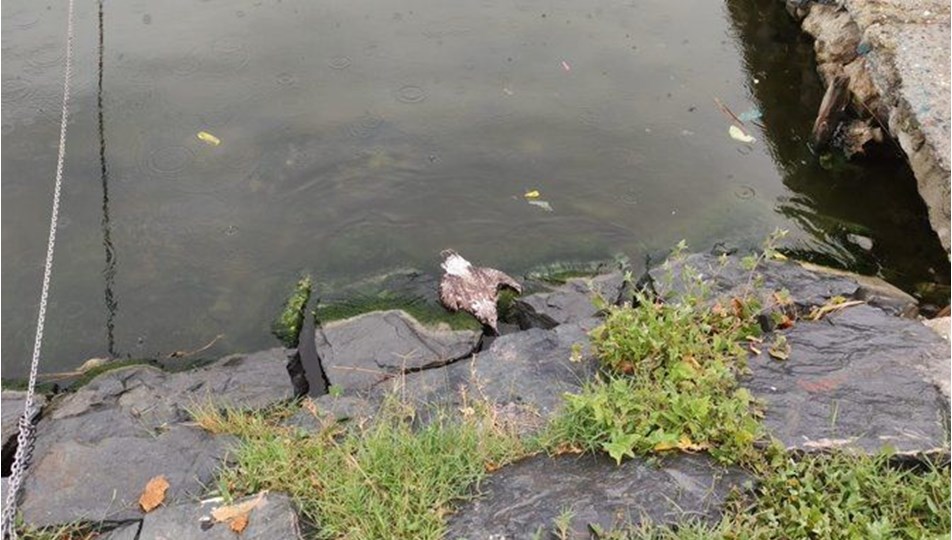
[1,0,76,536]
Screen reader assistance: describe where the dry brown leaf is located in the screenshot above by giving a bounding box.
[809,299,864,321]
[212,491,267,523]
[138,475,170,513]
[777,315,795,330]
[229,513,249,533]
[677,436,710,452]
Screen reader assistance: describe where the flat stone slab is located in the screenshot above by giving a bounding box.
[649,253,916,315]
[512,273,625,329]
[136,492,302,540]
[375,320,598,432]
[2,390,47,448]
[744,304,950,453]
[21,426,234,527]
[446,453,750,538]
[18,349,294,528]
[316,310,481,390]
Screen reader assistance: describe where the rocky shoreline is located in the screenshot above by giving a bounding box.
[785,0,951,252]
[2,252,949,538]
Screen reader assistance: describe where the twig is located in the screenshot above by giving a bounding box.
[809,300,865,321]
[167,334,224,359]
[713,97,746,128]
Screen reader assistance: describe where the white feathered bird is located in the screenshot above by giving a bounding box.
[438,250,522,333]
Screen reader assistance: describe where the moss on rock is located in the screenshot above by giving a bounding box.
[271,275,313,348]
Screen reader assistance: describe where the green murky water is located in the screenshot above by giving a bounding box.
[2,0,946,377]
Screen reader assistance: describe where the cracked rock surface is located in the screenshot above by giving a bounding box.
[15,350,295,527]
[446,453,751,538]
[315,309,481,391]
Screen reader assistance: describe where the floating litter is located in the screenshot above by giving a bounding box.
[524,190,540,199]
[528,200,554,212]
[738,108,762,122]
[197,131,221,146]
[728,125,755,143]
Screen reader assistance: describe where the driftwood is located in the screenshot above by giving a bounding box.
[438,250,521,333]
[811,74,851,148]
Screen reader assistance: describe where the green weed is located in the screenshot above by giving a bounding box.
[272,275,313,348]
[314,292,482,331]
[543,243,768,465]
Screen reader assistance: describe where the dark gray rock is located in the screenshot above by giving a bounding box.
[375,319,599,433]
[46,350,295,433]
[316,310,481,390]
[18,349,294,528]
[744,304,950,453]
[175,349,298,409]
[511,273,625,329]
[2,390,47,448]
[136,492,302,540]
[100,521,141,540]
[284,394,375,433]
[446,453,751,538]
[648,253,916,316]
[20,425,234,526]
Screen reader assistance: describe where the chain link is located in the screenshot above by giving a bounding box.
[1,0,76,536]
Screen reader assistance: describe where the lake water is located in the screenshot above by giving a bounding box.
[3,0,947,378]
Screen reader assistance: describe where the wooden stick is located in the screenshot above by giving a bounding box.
[713,97,746,128]
[811,74,851,148]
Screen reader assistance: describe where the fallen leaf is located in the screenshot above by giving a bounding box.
[212,491,267,523]
[524,190,540,199]
[139,475,170,513]
[229,513,249,533]
[553,442,584,455]
[731,297,745,317]
[677,436,710,452]
[653,440,677,452]
[768,345,790,361]
[484,461,502,473]
[728,124,756,143]
[777,315,795,330]
[197,130,221,146]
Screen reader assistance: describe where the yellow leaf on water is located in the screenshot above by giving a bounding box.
[138,475,170,513]
[197,131,221,146]
[524,190,540,199]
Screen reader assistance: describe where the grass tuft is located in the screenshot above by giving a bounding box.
[632,452,951,539]
[192,397,533,539]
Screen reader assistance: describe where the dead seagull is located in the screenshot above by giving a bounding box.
[439,250,522,334]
